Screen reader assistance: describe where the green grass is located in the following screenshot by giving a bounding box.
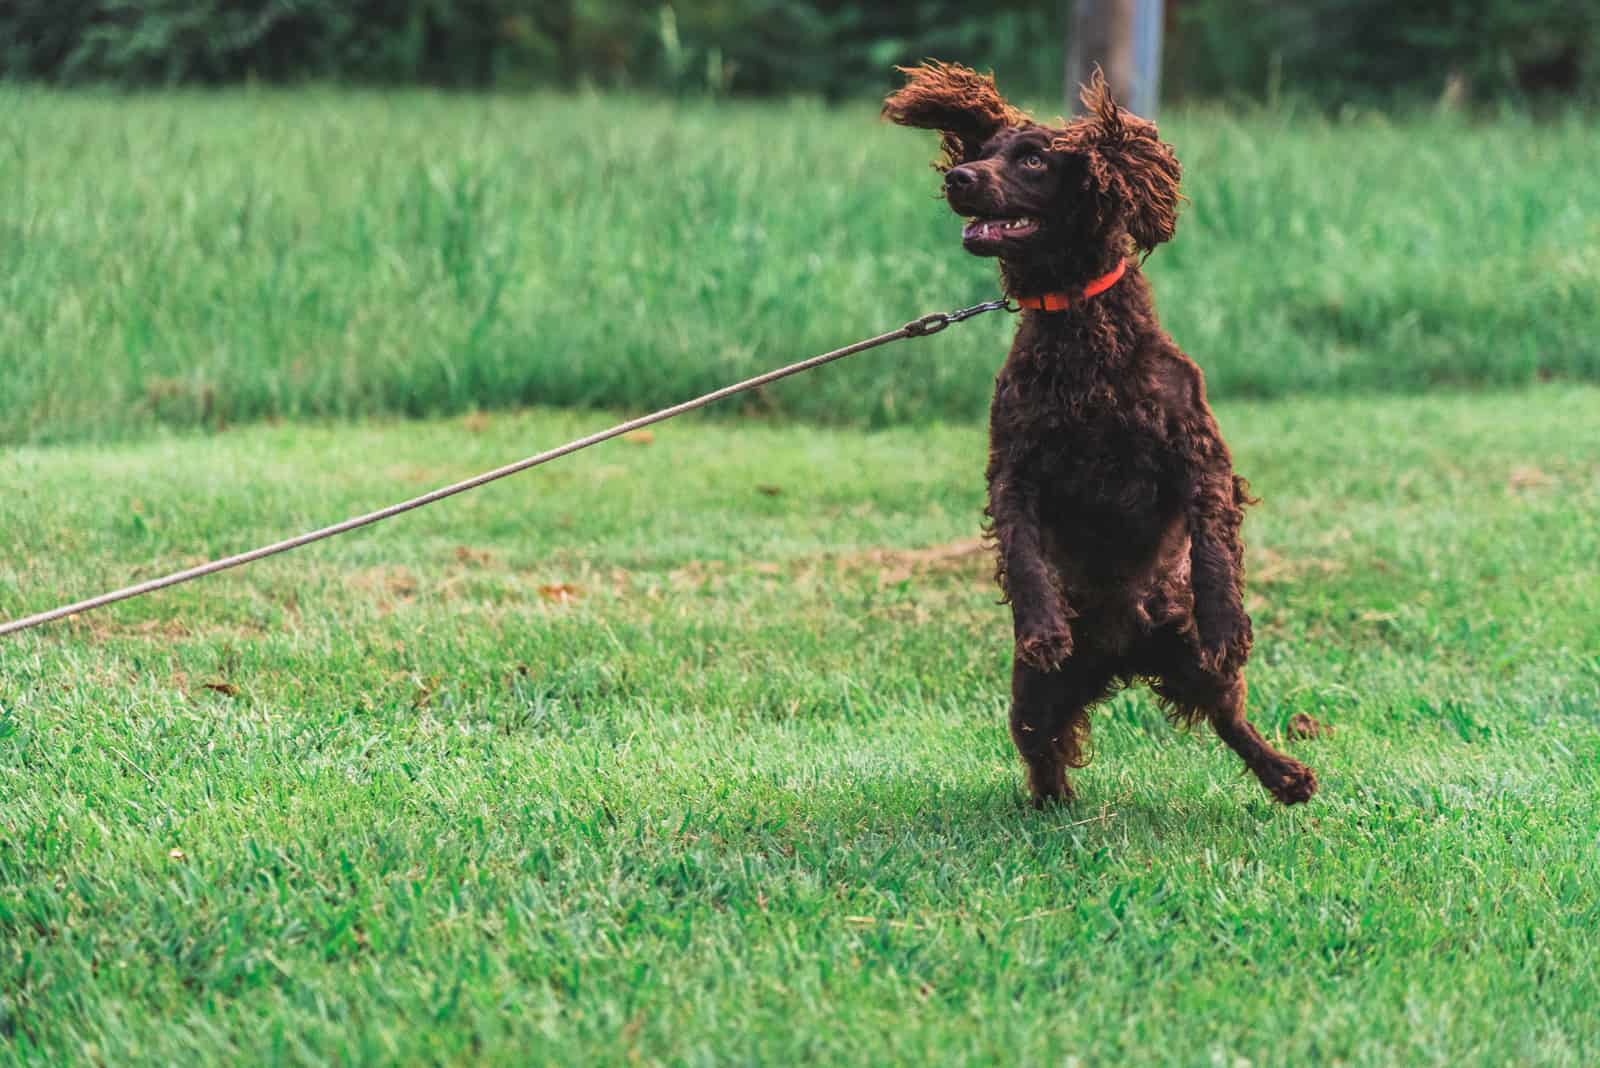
[2,87,1598,445]
[3,384,1599,1064]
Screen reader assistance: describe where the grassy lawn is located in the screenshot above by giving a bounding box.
[3,383,1598,1064]
[3,88,1599,444]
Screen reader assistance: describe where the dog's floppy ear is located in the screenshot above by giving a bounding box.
[882,61,1028,170]
[1067,69,1183,253]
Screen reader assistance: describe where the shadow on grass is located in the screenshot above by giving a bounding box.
[736,768,1302,864]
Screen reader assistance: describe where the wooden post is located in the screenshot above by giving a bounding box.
[1065,0,1164,118]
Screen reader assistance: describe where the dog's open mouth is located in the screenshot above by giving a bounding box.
[962,216,1040,249]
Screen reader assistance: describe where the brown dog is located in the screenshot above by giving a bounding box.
[885,63,1316,805]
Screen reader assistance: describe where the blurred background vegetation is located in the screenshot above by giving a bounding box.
[3,0,1597,107]
[2,3,1597,444]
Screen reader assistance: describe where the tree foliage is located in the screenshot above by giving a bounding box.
[1171,0,1598,104]
[1,0,1595,103]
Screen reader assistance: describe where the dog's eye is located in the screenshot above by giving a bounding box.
[1021,153,1046,169]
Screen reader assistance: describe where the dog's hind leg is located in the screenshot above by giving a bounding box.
[1160,672,1317,804]
[1009,659,1114,805]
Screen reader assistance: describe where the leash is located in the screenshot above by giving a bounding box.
[0,298,1012,640]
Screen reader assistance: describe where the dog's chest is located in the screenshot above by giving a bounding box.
[1017,405,1180,550]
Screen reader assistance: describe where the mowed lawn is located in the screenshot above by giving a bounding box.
[3,383,1598,1065]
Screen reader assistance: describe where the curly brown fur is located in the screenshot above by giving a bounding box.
[885,62,1316,807]
[1051,70,1186,255]
[882,61,1032,170]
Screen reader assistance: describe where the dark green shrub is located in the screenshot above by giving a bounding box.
[1,1,1595,103]
[1170,0,1599,105]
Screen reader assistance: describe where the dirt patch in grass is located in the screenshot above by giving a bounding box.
[836,537,989,584]
[347,566,420,608]
[1250,545,1345,585]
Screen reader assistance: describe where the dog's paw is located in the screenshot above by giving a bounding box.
[1028,783,1075,809]
[1016,619,1073,672]
[1261,759,1318,805]
[1197,638,1233,674]
[1195,611,1250,673]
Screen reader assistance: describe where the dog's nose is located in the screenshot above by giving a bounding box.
[944,166,979,190]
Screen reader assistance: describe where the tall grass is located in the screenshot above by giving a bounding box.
[1,87,1596,444]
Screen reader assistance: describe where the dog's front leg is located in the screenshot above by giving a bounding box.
[1187,464,1251,674]
[988,475,1073,672]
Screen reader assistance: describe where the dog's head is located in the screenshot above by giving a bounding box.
[883,63,1182,264]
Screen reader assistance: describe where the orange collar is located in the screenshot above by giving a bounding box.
[1014,260,1127,312]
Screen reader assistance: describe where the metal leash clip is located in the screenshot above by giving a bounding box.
[902,296,1012,337]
